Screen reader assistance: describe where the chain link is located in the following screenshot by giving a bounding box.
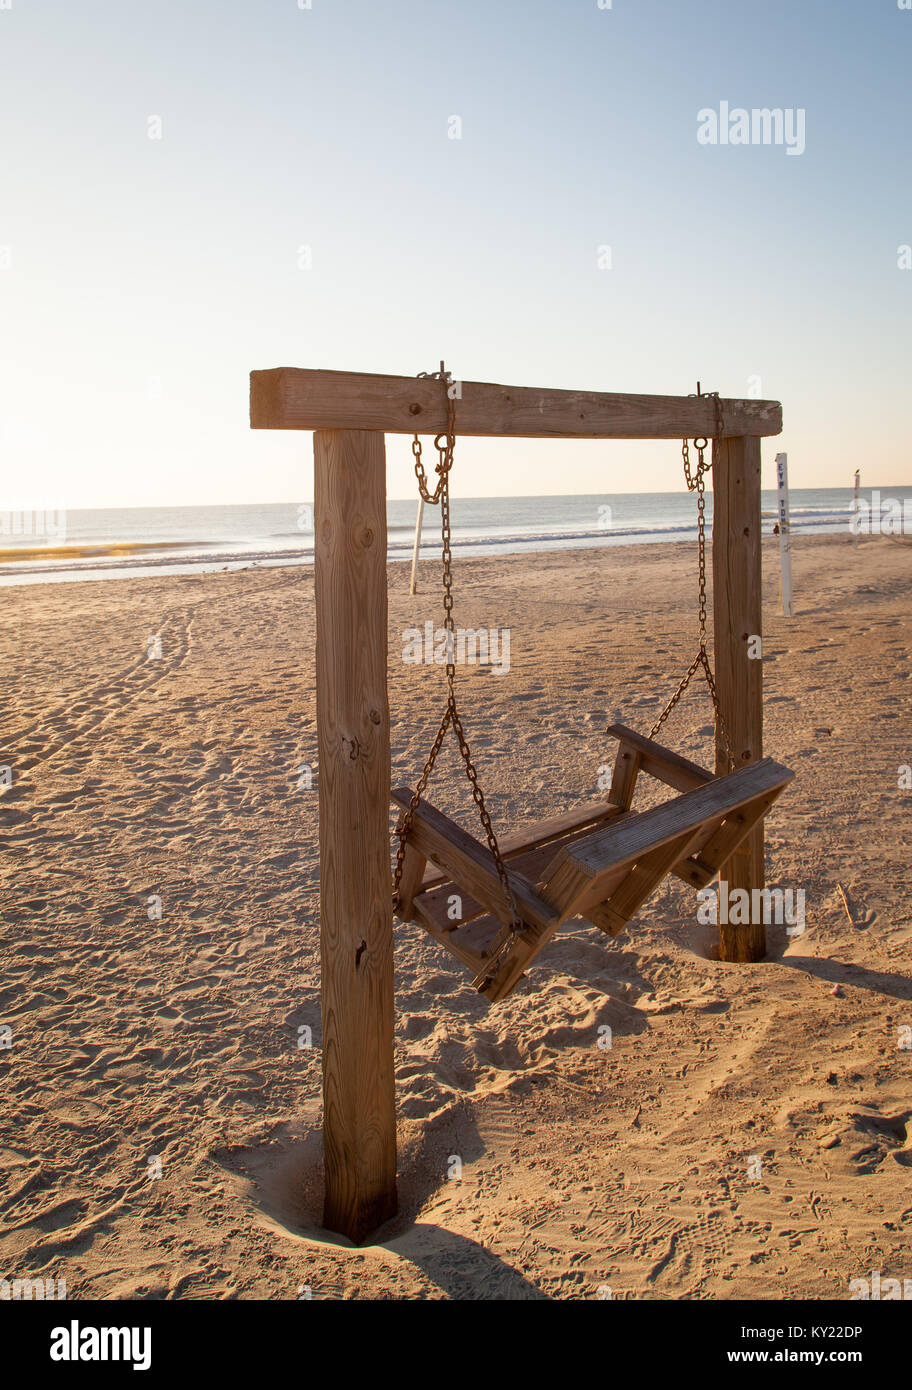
[650,388,736,771]
[393,366,522,979]
[409,363,458,505]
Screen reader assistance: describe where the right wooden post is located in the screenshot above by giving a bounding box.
[712,435,765,961]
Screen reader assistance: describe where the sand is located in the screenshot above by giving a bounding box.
[1,532,910,1300]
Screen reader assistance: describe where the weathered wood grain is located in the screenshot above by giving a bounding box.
[606,723,715,792]
[394,838,427,921]
[416,792,630,890]
[712,435,766,961]
[408,809,632,934]
[607,743,642,809]
[315,428,397,1243]
[390,787,559,932]
[583,828,709,936]
[550,759,792,882]
[251,368,783,439]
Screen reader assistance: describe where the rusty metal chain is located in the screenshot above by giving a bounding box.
[393,366,521,968]
[410,363,454,504]
[650,386,736,771]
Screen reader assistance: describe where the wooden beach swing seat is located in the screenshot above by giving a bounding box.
[393,724,793,1002]
[390,366,794,1004]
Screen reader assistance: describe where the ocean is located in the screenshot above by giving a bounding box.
[1,487,908,586]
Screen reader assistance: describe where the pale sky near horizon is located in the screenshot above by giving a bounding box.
[1,0,909,508]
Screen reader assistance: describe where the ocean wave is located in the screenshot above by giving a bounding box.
[0,512,861,582]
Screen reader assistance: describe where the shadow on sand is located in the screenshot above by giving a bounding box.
[761,921,912,1000]
[211,1098,548,1298]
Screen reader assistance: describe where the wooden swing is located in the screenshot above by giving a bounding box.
[392,367,794,1002]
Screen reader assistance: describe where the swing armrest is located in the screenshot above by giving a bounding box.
[556,758,793,882]
[539,758,792,924]
[607,724,715,792]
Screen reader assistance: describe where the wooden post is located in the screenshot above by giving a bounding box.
[314,428,397,1242]
[712,436,765,962]
[409,497,424,595]
[775,452,793,617]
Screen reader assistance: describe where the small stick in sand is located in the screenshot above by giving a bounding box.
[836,882,855,926]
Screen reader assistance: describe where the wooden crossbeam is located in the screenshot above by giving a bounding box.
[250,368,783,440]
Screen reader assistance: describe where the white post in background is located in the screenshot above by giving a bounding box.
[853,469,861,548]
[409,498,424,596]
[775,452,794,617]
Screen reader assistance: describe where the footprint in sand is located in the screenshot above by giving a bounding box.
[817,1107,912,1174]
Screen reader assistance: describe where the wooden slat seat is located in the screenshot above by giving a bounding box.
[413,908,504,973]
[416,792,631,891]
[471,757,792,1001]
[392,727,794,1003]
[392,787,630,930]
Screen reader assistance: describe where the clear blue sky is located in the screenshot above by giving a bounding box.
[1,0,909,507]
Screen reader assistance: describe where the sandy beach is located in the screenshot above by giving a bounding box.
[1,531,910,1300]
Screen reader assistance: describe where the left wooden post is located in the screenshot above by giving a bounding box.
[313,428,398,1243]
